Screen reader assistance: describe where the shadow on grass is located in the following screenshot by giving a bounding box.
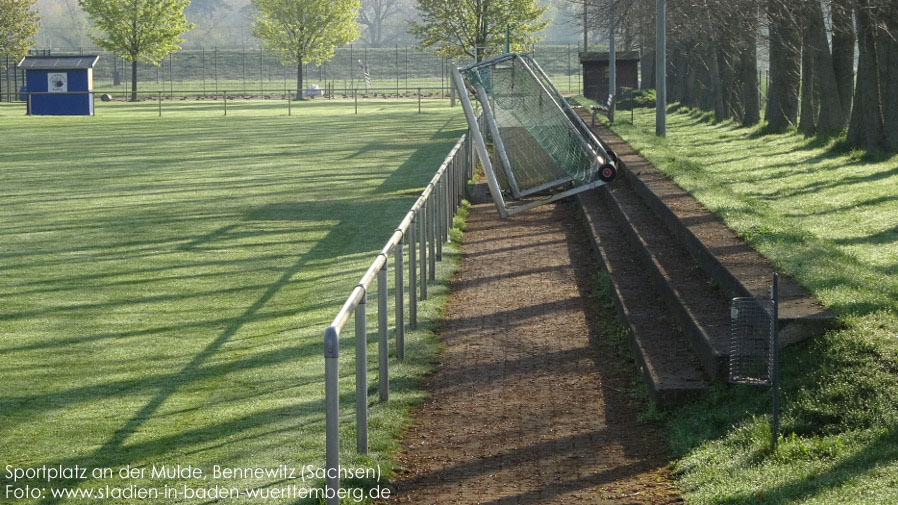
[0,121,465,504]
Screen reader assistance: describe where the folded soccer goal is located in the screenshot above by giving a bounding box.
[452,53,618,217]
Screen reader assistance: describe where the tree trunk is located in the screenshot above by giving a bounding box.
[847,1,883,149]
[807,0,847,133]
[799,36,817,135]
[131,59,138,102]
[880,10,898,150]
[765,0,801,131]
[831,0,855,120]
[296,59,304,101]
[741,22,760,126]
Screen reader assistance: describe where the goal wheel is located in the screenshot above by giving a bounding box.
[598,163,617,182]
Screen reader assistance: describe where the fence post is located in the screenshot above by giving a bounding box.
[395,239,405,361]
[355,294,367,455]
[354,89,358,115]
[428,196,436,281]
[435,179,443,261]
[158,91,162,117]
[420,203,427,301]
[288,95,291,116]
[324,327,340,505]
[377,261,389,402]
[418,88,422,114]
[409,214,418,329]
[223,91,227,116]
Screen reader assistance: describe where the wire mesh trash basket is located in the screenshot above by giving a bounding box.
[729,297,775,385]
[729,273,780,449]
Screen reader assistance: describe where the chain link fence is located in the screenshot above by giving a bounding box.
[2,44,585,102]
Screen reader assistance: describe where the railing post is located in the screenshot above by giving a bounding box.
[377,261,389,402]
[409,214,418,329]
[441,175,449,244]
[436,179,443,261]
[324,327,340,505]
[395,239,405,361]
[428,196,436,281]
[354,294,367,454]
[420,203,427,301]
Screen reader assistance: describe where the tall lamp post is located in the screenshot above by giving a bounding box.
[609,0,617,118]
[656,0,667,137]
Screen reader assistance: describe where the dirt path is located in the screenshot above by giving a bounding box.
[386,193,682,505]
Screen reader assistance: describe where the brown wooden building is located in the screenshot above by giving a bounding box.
[579,51,640,104]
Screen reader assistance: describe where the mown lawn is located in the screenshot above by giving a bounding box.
[0,100,465,503]
[598,104,898,505]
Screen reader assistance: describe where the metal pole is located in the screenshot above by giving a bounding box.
[158,90,162,116]
[223,91,227,116]
[354,89,358,114]
[409,215,418,329]
[436,180,443,261]
[323,328,340,505]
[418,88,421,113]
[583,1,588,50]
[377,263,389,402]
[428,197,436,281]
[655,0,667,137]
[26,93,31,115]
[771,273,780,450]
[420,203,427,300]
[609,0,617,113]
[395,240,405,361]
[355,296,368,454]
[288,96,291,116]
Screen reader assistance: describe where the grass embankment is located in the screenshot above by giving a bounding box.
[0,101,466,504]
[587,102,898,504]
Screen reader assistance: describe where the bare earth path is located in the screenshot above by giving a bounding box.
[385,194,682,505]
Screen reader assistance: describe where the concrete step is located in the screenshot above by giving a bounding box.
[599,181,732,380]
[578,190,710,407]
[593,124,837,347]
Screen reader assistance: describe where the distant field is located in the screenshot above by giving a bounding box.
[0,101,465,503]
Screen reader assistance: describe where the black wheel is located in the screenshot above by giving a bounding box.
[598,163,617,182]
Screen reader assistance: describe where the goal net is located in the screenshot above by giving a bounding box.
[453,53,617,216]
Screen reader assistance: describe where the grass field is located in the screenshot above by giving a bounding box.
[597,104,898,505]
[0,100,466,503]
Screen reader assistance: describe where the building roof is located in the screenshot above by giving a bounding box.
[17,55,100,70]
[579,51,641,63]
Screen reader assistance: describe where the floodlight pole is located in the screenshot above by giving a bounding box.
[609,0,617,121]
[655,0,667,137]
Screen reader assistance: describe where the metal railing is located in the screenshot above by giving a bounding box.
[322,131,473,504]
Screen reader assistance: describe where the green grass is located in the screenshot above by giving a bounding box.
[0,100,466,503]
[590,103,898,505]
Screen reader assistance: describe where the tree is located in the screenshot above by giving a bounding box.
[359,0,407,47]
[410,0,550,62]
[79,0,193,101]
[252,0,360,100]
[0,0,40,67]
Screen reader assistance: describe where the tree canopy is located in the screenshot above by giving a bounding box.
[0,0,40,67]
[411,0,549,61]
[252,0,360,99]
[78,0,193,100]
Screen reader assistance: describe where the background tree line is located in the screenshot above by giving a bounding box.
[574,0,897,152]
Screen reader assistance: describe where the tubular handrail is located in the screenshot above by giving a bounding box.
[325,134,466,338]
[323,131,471,504]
